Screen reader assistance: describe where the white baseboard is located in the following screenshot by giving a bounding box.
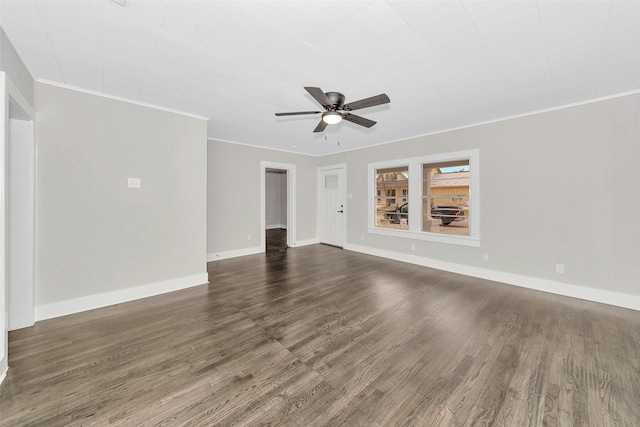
[208,246,263,262]
[35,273,209,321]
[8,319,35,332]
[293,238,320,247]
[0,364,7,385]
[206,239,318,261]
[266,224,287,230]
[344,243,640,312]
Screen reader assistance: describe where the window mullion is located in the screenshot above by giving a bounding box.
[408,160,420,232]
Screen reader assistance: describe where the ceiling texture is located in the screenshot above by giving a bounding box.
[1,0,639,156]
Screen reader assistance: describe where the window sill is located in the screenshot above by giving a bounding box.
[368,227,480,247]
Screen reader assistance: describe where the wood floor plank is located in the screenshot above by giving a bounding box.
[2,236,639,426]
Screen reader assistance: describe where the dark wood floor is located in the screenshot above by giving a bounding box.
[2,244,639,426]
[266,228,287,253]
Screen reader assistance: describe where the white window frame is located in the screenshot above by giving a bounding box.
[368,149,480,247]
[372,163,410,230]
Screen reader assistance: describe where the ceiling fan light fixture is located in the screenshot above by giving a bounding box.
[322,111,342,125]
[275,87,389,132]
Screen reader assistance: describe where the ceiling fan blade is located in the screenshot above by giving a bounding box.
[343,113,377,128]
[313,119,329,133]
[275,111,321,116]
[344,93,390,111]
[304,87,333,108]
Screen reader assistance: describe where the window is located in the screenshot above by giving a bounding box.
[368,150,479,247]
[375,166,409,230]
[324,174,339,189]
[422,161,469,236]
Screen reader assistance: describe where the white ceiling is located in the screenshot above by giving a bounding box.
[1,1,639,156]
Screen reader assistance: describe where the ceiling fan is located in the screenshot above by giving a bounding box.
[275,87,390,133]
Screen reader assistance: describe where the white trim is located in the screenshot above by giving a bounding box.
[208,89,640,158]
[208,246,263,262]
[7,116,36,330]
[260,161,296,251]
[367,227,480,247]
[266,224,287,230]
[318,88,640,156]
[0,73,7,385]
[207,137,316,157]
[208,239,318,252]
[5,77,35,119]
[0,365,6,384]
[3,74,37,334]
[344,243,640,312]
[35,273,209,321]
[292,238,320,247]
[36,79,209,121]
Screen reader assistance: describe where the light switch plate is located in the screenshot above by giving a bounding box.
[128,177,141,188]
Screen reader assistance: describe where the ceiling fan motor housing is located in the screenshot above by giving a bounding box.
[274,87,389,132]
[325,92,345,110]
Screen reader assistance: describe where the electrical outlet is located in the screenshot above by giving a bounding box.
[247,234,252,241]
[483,253,489,262]
[411,244,416,251]
[556,263,565,274]
[360,235,365,241]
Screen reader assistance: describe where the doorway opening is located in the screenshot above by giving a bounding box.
[265,168,288,252]
[260,161,296,253]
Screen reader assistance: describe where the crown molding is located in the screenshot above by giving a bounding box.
[36,79,209,121]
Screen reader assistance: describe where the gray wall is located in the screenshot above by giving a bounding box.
[319,93,640,299]
[207,140,316,256]
[35,82,208,306]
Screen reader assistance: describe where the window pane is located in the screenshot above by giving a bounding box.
[325,174,338,189]
[375,166,408,230]
[422,161,469,235]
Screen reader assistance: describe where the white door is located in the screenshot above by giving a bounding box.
[318,166,346,247]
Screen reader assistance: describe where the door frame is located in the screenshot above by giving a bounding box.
[317,163,347,247]
[1,72,36,384]
[260,161,296,251]
[7,100,35,330]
